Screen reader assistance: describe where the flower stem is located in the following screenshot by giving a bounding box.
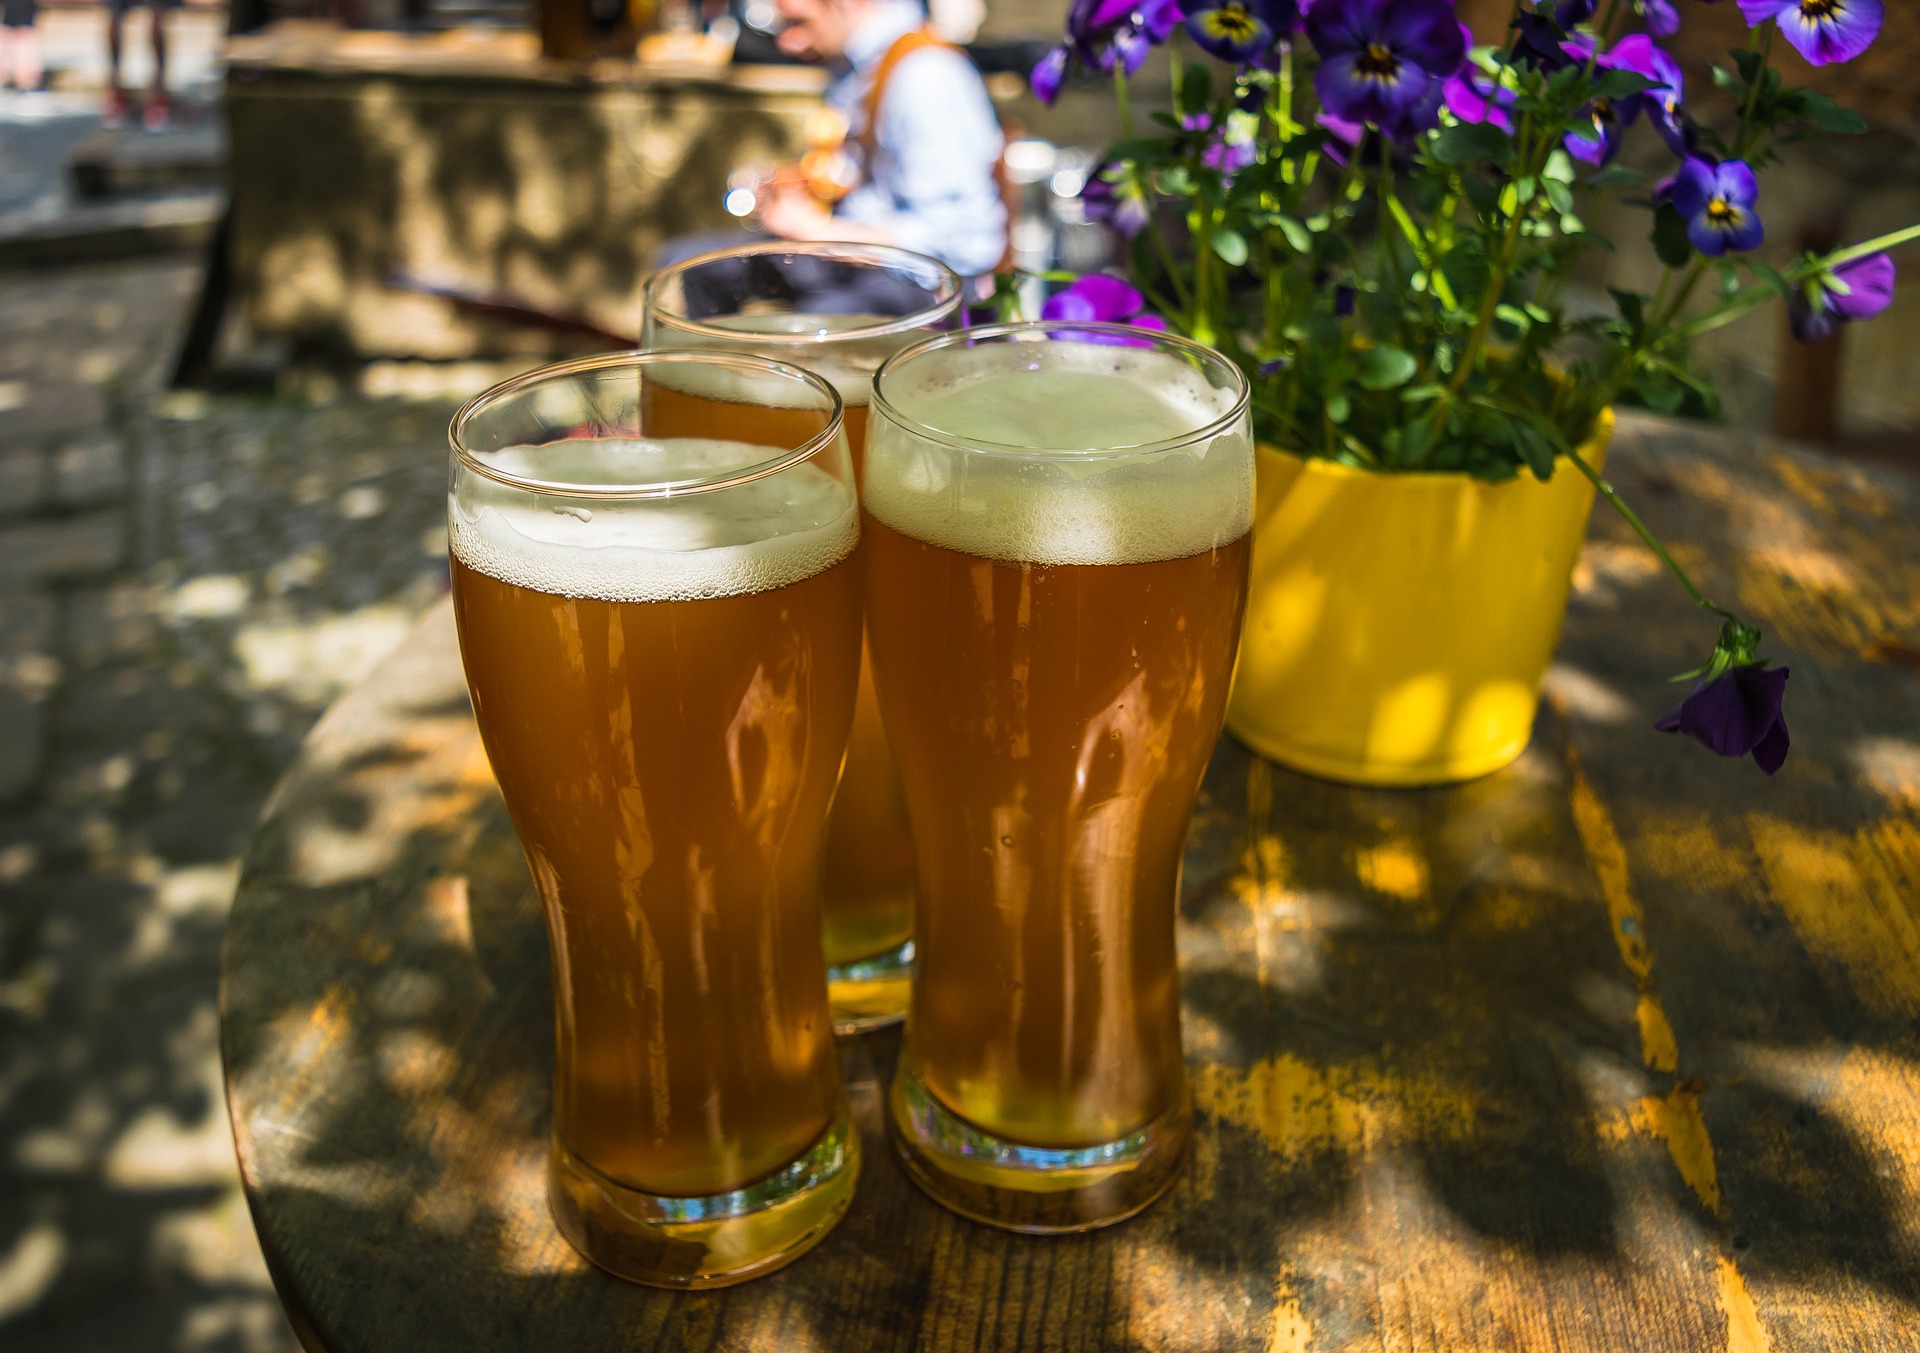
[1733,23,1774,159]
[1564,446,1738,624]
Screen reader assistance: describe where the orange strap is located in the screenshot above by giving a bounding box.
[857,27,1018,274]
[857,28,957,160]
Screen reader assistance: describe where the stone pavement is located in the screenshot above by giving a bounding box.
[0,256,458,1351]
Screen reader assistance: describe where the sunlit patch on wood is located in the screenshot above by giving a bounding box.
[1598,1082,1720,1216]
[1749,814,1920,1018]
[1191,1054,1476,1162]
[1355,841,1427,903]
[1715,1253,1774,1353]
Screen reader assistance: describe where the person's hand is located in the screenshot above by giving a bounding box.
[758,180,837,242]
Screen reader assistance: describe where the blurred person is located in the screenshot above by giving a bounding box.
[761,0,1004,280]
[0,0,40,92]
[104,0,176,130]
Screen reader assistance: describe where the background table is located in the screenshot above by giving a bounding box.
[221,412,1920,1351]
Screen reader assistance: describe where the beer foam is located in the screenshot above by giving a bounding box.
[862,342,1252,567]
[451,437,857,603]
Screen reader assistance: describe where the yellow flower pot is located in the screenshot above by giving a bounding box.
[1226,411,1613,786]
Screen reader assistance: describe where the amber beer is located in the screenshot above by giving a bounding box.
[863,324,1254,1231]
[448,353,863,1287]
[643,244,963,1031]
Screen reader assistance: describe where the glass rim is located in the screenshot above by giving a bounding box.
[869,321,1253,460]
[641,241,965,345]
[448,349,845,502]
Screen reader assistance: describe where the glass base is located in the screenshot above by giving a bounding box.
[828,937,915,1036]
[887,1059,1190,1233]
[547,1105,859,1289]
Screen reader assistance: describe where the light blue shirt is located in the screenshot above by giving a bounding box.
[828,1,1006,279]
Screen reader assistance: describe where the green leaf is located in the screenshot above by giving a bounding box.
[1750,261,1792,301]
[1326,390,1351,424]
[1432,123,1513,167]
[1652,204,1694,269]
[1211,229,1249,267]
[1587,164,1642,189]
[1180,62,1212,114]
[1462,176,1502,216]
[1608,287,1646,333]
[1275,215,1313,254]
[1800,90,1867,135]
[1543,178,1574,216]
[1494,303,1533,336]
[1594,69,1657,102]
[1354,346,1417,391]
[1161,167,1195,196]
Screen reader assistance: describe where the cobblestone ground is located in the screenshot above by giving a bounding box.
[0,257,456,1351]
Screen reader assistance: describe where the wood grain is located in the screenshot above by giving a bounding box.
[222,412,1920,1350]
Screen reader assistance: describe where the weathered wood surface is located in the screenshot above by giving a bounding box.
[222,411,1920,1351]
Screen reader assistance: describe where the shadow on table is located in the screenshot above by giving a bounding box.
[221,416,1920,1348]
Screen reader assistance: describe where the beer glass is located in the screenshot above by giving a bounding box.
[643,243,964,1034]
[863,322,1253,1232]
[448,352,863,1287]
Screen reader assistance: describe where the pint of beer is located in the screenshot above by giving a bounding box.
[448,352,863,1287]
[863,322,1253,1231]
[643,244,963,1033]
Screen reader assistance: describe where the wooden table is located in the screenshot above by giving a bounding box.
[222,412,1920,1351]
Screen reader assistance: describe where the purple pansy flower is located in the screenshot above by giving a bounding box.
[1081,165,1153,238]
[1514,11,1578,70]
[1566,34,1686,163]
[1656,665,1791,774]
[1041,274,1168,345]
[1031,46,1068,103]
[1443,26,1515,132]
[1641,0,1681,36]
[1184,110,1259,178]
[1736,0,1881,67]
[1057,0,1185,81]
[1185,0,1293,65]
[1789,251,1897,342]
[1671,157,1765,255]
[1556,0,1597,23]
[1306,0,1465,139]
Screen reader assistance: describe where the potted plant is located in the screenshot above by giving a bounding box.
[1023,0,1914,784]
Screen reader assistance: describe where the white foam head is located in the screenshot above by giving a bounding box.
[450,437,857,603]
[863,340,1253,566]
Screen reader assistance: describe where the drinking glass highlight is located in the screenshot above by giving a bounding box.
[862,322,1254,1231]
[643,243,964,1034]
[448,352,864,1287]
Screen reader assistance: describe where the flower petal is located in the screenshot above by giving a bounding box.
[1030,46,1068,104]
[1776,0,1882,66]
[1070,273,1145,321]
[1828,252,1897,321]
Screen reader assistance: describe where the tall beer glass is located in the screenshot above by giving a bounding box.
[643,243,963,1034]
[448,352,863,1287]
[863,322,1253,1232]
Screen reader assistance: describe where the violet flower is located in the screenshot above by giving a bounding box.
[1031,46,1068,104]
[1513,12,1578,70]
[1671,157,1765,256]
[1642,0,1681,36]
[1656,665,1791,774]
[1789,251,1897,342]
[1306,0,1465,139]
[1041,274,1168,345]
[1556,0,1597,22]
[1081,166,1153,238]
[1184,110,1259,178]
[1442,25,1515,132]
[1185,0,1293,65]
[1566,34,1685,164]
[1736,0,1882,67]
[1059,0,1185,80]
